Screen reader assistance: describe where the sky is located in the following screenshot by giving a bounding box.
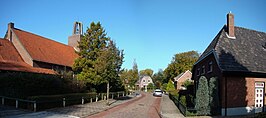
[0,0,266,72]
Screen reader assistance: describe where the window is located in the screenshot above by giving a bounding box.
[208,61,213,73]
[197,68,200,76]
[148,80,150,82]
[143,80,145,82]
[201,66,205,75]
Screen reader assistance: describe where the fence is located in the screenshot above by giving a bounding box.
[169,93,197,116]
[0,91,130,112]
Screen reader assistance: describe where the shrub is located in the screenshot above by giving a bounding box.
[209,77,220,115]
[183,80,193,88]
[195,76,210,115]
[0,72,86,98]
[166,80,175,92]
[180,95,186,106]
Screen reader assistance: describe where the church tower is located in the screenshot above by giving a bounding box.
[68,22,83,51]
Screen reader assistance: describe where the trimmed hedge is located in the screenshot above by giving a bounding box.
[0,71,85,98]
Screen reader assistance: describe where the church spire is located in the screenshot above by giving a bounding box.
[68,21,83,51]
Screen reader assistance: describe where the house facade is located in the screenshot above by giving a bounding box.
[192,13,266,116]
[174,70,192,90]
[1,22,81,73]
[135,76,153,91]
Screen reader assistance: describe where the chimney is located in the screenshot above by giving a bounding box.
[227,12,235,38]
[7,22,14,41]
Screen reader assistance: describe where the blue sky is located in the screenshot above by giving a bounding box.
[0,0,266,72]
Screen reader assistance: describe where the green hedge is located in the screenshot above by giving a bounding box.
[0,72,85,98]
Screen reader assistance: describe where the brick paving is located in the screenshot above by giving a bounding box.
[89,92,161,118]
[1,93,139,118]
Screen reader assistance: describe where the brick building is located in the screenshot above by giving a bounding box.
[0,22,82,73]
[174,70,192,90]
[192,13,266,116]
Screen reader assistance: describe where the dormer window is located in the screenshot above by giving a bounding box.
[263,42,266,50]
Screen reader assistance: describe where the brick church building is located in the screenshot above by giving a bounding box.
[0,22,83,74]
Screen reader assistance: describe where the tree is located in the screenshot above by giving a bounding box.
[195,76,210,115]
[152,69,165,88]
[73,22,124,93]
[119,60,140,90]
[166,80,175,92]
[209,77,219,115]
[164,51,199,83]
[147,83,154,90]
[139,69,153,77]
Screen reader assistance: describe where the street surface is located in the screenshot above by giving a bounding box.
[88,92,161,118]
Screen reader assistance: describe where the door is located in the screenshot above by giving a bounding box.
[255,82,264,113]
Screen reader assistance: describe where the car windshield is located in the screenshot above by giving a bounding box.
[155,90,162,92]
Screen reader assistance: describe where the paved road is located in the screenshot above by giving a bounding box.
[1,94,139,118]
[88,92,161,118]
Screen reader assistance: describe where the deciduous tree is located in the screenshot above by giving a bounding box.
[164,51,199,83]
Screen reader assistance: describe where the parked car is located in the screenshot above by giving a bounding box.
[153,89,163,97]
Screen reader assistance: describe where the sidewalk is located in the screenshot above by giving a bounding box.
[160,94,185,118]
[2,94,140,118]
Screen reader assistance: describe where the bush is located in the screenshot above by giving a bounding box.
[0,72,86,98]
[209,77,220,115]
[183,80,193,88]
[166,80,175,92]
[195,76,210,115]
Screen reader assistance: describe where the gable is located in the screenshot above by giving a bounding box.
[198,26,266,74]
[12,28,78,67]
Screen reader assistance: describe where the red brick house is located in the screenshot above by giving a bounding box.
[1,22,82,73]
[174,70,192,90]
[192,13,266,116]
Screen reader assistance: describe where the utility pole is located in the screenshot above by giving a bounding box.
[107,81,109,105]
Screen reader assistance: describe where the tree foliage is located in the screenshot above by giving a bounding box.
[195,76,210,115]
[119,60,139,89]
[73,22,124,91]
[209,77,219,115]
[152,69,165,88]
[147,83,154,90]
[166,80,175,92]
[139,69,153,77]
[164,51,199,83]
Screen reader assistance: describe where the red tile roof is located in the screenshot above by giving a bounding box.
[0,39,55,74]
[0,61,55,74]
[12,28,78,67]
[0,39,24,62]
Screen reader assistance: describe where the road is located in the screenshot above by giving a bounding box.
[88,92,161,118]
